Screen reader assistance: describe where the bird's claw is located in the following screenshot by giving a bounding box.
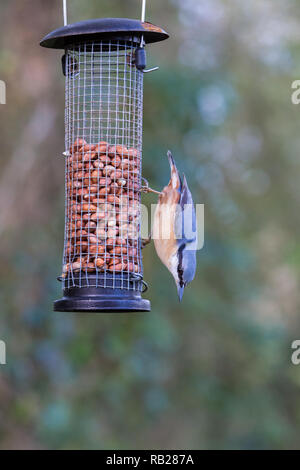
[141,177,162,195]
[142,235,152,249]
[141,186,162,195]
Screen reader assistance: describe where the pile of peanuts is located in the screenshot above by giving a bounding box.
[63,138,141,277]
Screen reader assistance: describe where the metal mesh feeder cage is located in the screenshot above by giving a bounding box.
[41,18,168,313]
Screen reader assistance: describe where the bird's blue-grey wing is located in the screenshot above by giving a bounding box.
[175,174,198,250]
[177,175,197,295]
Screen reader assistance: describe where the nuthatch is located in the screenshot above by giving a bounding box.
[153,151,197,301]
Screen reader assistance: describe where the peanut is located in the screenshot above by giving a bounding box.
[116,212,129,223]
[63,263,70,273]
[110,169,122,179]
[72,153,84,162]
[120,159,138,170]
[93,160,104,169]
[107,217,117,227]
[91,198,107,205]
[71,230,88,238]
[117,178,127,187]
[84,152,97,162]
[73,171,84,179]
[127,148,139,159]
[76,188,89,197]
[128,248,138,257]
[127,263,139,273]
[91,170,101,183]
[70,138,86,153]
[85,262,96,272]
[96,227,107,239]
[107,228,119,238]
[95,142,108,153]
[70,181,82,189]
[90,245,105,255]
[107,195,120,204]
[71,162,83,170]
[116,238,127,246]
[99,155,111,165]
[82,203,97,213]
[71,261,82,271]
[99,177,111,187]
[110,155,121,168]
[85,221,96,231]
[109,145,128,156]
[89,235,98,245]
[114,246,128,255]
[102,165,115,176]
[90,185,98,194]
[81,144,96,153]
[91,211,105,221]
[76,241,88,254]
[110,263,127,272]
[71,213,81,221]
[109,182,119,193]
[95,258,105,269]
[109,258,122,267]
[71,203,81,213]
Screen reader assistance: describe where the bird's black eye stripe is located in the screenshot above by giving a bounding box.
[177,245,184,285]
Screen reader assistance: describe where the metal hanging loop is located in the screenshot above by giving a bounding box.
[61,0,158,74]
[63,0,68,26]
[141,0,146,22]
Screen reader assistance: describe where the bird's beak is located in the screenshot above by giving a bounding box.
[177,283,185,302]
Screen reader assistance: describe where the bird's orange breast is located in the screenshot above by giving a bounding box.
[153,186,180,271]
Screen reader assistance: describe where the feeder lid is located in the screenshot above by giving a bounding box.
[40,18,169,49]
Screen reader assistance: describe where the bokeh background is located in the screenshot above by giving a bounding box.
[0,0,300,450]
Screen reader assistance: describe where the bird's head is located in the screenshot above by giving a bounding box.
[166,252,183,300]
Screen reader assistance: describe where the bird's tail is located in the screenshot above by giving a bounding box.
[167,151,182,190]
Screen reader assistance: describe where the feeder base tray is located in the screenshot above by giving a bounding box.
[54,285,151,313]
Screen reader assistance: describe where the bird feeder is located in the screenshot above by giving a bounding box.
[40,12,168,312]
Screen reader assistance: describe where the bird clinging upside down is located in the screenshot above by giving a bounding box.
[153,151,197,301]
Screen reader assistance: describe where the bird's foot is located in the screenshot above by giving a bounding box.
[141,186,162,196]
[142,235,152,249]
[141,177,162,195]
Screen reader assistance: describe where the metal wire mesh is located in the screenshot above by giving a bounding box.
[62,39,144,291]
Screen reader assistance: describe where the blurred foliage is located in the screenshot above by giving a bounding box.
[0,0,300,450]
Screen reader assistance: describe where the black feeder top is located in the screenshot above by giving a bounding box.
[40,18,169,49]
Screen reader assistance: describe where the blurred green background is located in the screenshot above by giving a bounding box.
[0,0,300,450]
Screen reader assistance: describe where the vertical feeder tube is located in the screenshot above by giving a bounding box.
[63,39,146,310]
[40,19,169,312]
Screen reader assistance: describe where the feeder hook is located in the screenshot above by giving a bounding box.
[136,0,159,73]
[134,47,159,74]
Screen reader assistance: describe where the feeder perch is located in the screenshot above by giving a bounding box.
[41,16,168,312]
